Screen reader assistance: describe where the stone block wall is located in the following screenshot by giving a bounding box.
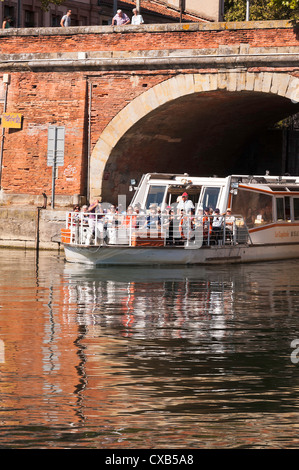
[0,207,66,249]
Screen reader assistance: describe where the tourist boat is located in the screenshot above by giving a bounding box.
[62,173,299,266]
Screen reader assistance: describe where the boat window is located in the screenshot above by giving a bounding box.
[294,198,299,221]
[165,186,202,209]
[276,196,292,222]
[201,187,220,211]
[276,198,284,221]
[269,186,288,191]
[231,188,273,227]
[145,185,166,209]
[285,196,291,220]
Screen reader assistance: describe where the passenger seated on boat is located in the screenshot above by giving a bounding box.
[146,206,161,231]
[254,208,266,225]
[135,208,146,232]
[211,208,223,244]
[74,204,80,214]
[122,206,137,229]
[245,208,254,228]
[68,204,80,227]
[81,204,88,215]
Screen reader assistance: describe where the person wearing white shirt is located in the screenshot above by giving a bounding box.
[176,192,194,214]
[60,10,71,27]
[211,208,223,244]
[131,8,144,25]
[225,208,236,242]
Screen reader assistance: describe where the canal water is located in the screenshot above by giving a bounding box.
[0,248,299,449]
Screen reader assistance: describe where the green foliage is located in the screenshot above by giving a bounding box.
[224,0,299,21]
[40,0,65,11]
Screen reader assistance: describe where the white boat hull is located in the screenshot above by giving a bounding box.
[63,242,299,266]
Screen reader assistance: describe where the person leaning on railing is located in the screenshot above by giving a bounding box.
[112,9,130,25]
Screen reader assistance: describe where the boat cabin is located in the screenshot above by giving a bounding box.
[130,173,299,228]
[130,173,231,214]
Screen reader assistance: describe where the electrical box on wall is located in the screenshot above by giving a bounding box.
[3,74,10,84]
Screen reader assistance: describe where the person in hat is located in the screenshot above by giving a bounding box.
[176,191,194,215]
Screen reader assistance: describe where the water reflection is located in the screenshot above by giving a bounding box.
[0,250,299,448]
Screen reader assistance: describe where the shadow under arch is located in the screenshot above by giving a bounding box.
[90,72,299,202]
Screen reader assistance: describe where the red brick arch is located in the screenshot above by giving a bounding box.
[90,71,299,199]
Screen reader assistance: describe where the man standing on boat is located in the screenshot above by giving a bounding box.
[176,192,195,241]
[176,192,194,214]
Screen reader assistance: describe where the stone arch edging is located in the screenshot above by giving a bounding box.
[90,71,299,199]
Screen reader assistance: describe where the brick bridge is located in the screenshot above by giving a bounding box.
[0,20,298,207]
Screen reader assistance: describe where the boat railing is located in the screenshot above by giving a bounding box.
[62,211,252,248]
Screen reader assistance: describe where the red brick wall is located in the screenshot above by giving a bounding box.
[0,25,298,54]
[1,69,177,197]
[0,23,297,201]
[1,71,87,196]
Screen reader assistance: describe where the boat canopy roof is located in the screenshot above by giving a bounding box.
[142,173,299,191]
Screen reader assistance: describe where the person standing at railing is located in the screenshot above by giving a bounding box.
[67,205,80,243]
[2,17,12,29]
[131,8,144,25]
[211,208,223,244]
[224,208,235,242]
[60,9,71,27]
[104,205,119,244]
[85,199,101,245]
[176,192,194,215]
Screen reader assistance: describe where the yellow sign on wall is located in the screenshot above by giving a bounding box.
[2,113,22,128]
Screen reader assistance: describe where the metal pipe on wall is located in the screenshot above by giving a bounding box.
[0,75,9,190]
[179,0,184,23]
[113,0,118,15]
[17,0,22,27]
[87,81,92,204]
[246,0,250,21]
